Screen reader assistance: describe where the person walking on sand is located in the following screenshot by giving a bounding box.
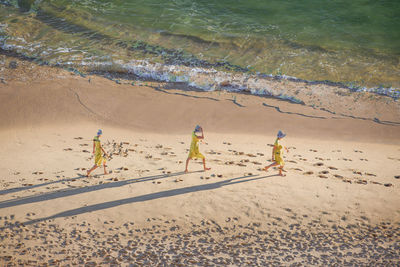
[185,125,211,173]
[264,130,289,176]
[87,129,108,176]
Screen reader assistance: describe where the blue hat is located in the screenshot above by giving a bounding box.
[277,130,286,138]
[195,125,201,132]
[97,129,103,136]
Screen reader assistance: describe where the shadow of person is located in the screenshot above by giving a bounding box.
[3,173,277,229]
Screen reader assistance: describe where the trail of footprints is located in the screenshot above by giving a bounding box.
[6,140,395,191]
[290,149,392,187]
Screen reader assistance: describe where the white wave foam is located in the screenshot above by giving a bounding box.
[53,59,399,101]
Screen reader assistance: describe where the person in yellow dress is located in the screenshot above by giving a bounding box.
[87,129,108,176]
[264,130,289,176]
[185,125,211,173]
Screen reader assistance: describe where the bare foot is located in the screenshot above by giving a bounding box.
[263,167,269,172]
[86,171,90,177]
[204,168,211,171]
[104,172,108,175]
[184,169,189,173]
[279,173,286,177]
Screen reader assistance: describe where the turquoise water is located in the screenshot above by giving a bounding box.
[1,0,399,93]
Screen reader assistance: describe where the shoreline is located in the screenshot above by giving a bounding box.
[1,46,399,101]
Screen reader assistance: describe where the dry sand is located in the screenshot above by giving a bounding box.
[0,56,399,265]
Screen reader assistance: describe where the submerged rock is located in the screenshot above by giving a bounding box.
[18,0,35,12]
[9,61,18,69]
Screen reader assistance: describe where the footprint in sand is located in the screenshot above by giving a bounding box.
[63,148,73,151]
[365,173,376,177]
[252,161,262,165]
[354,150,363,153]
[74,137,83,140]
[288,160,297,164]
[32,171,44,175]
[371,181,382,185]
[395,175,400,179]
[319,170,329,174]
[342,158,353,161]
[309,149,318,152]
[384,183,393,187]
[334,174,343,178]
[79,144,88,146]
[303,171,314,175]
[313,162,324,167]
[318,175,328,179]
[328,166,338,170]
[387,157,400,162]
[343,179,352,184]
[356,180,368,185]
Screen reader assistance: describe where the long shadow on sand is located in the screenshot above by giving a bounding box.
[0,175,89,196]
[0,171,189,209]
[4,174,276,229]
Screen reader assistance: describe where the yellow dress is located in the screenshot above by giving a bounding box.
[188,132,205,159]
[274,139,284,166]
[94,136,106,166]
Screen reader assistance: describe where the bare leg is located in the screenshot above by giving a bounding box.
[185,158,191,173]
[202,158,211,171]
[264,161,278,171]
[103,162,108,175]
[87,165,98,176]
[279,166,286,176]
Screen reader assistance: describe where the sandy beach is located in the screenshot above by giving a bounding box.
[0,55,400,266]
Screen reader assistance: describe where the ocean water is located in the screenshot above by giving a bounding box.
[1,0,399,98]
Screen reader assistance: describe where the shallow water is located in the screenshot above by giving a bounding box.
[1,0,399,96]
